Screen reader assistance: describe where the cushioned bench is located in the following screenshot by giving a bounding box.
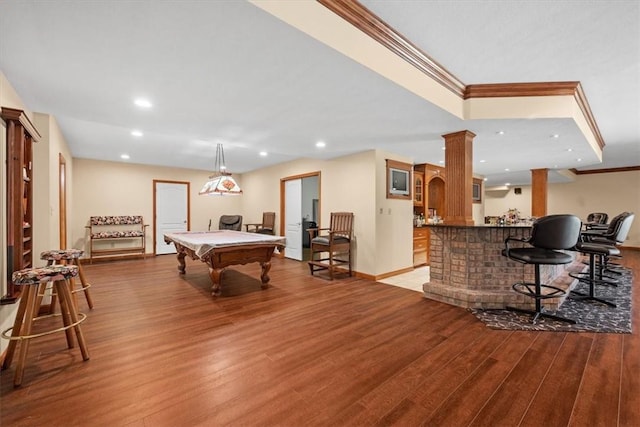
[86,216,148,263]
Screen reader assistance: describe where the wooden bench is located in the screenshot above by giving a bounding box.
[85,216,148,263]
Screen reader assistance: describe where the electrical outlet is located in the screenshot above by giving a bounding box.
[379,208,383,214]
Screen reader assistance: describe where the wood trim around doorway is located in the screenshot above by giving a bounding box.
[279,171,321,260]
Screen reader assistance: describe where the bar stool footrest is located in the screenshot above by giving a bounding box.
[2,312,87,341]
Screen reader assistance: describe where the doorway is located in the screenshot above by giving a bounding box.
[153,180,190,255]
[280,172,320,261]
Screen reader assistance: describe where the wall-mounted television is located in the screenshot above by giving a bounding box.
[388,167,410,196]
[386,159,412,200]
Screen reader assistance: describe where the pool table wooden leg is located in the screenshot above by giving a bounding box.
[209,267,223,296]
[176,251,187,274]
[260,261,271,289]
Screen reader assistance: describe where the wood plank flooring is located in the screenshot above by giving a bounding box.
[1,250,638,426]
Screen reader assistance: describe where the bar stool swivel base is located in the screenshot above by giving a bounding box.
[507,276,576,325]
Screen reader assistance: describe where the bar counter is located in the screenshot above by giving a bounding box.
[423,223,583,309]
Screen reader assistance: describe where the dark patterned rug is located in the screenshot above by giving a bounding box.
[470,268,633,333]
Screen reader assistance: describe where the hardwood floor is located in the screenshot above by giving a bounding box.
[1,250,638,426]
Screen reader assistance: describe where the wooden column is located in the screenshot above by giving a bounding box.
[531,168,548,218]
[443,130,475,226]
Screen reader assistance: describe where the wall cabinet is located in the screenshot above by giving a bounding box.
[2,107,40,303]
[413,171,424,206]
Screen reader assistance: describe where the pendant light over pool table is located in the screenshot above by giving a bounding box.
[199,143,243,196]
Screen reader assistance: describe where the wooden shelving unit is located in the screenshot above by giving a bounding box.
[2,107,41,304]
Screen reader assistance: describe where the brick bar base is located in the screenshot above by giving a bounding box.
[423,224,585,310]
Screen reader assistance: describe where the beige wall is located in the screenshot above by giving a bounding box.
[485,186,532,218]
[73,149,414,277]
[72,159,243,254]
[32,113,75,258]
[241,149,415,276]
[485,170,640,246]
[375,150,414,275]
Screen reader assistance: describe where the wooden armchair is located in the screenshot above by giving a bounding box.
[308,212,354,280]
[245,212,276,235]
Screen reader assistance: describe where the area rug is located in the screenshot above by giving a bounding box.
[470,268,633,333]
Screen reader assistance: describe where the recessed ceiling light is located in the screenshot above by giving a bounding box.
[316,141,326,148]
[483,177,488,181]
[505,182,511,186]
[576,158,582,162]
[259,151,267,157]
[131,130,143,137]
[134,98,152,108]
[566,148,573,152]
[441,146,446,150]
[120,154,130,160]
[504,168,510,171]
[479,159,486,163]
[551,134,560,138]
[438,160,444,164]
[497,131,505,135]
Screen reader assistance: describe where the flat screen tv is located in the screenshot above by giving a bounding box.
[389,167,410,196]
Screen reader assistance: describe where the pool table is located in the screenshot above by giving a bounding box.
[164,230,286,296]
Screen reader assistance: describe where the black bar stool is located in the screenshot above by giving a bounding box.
[570,242,619,307]
[502,214,582,324]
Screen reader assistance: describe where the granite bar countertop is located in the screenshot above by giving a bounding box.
[423,223,532,229]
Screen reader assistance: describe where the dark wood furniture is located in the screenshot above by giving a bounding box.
[2,107,41,304]
[245,212,275,235]
[164,230,285,296]
[308,212,354,280]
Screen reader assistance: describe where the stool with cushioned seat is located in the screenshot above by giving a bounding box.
[569,242,619,307]
[1,265,90,387]
[501,214,582,324]
[41,249,94,310]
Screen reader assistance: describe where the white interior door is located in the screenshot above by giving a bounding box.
[155,182,188,254]
[285,179,303,260]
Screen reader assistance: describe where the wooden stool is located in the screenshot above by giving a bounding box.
[40,249,94,310]
[1,265,90,387]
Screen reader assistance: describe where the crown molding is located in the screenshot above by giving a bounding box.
[464,81,580,98]
[1,107,41,141]
[465,82,604,150]
[570,166,640,175]
[318,0,466,98]
[319,1,605,151]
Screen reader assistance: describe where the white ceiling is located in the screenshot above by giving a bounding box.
[1,1,638,187]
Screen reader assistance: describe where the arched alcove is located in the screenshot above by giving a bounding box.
[428,176,445,219]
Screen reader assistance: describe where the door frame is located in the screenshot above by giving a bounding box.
[58,153,67,249]
[279,171,321,259]
[153,180,190,255]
